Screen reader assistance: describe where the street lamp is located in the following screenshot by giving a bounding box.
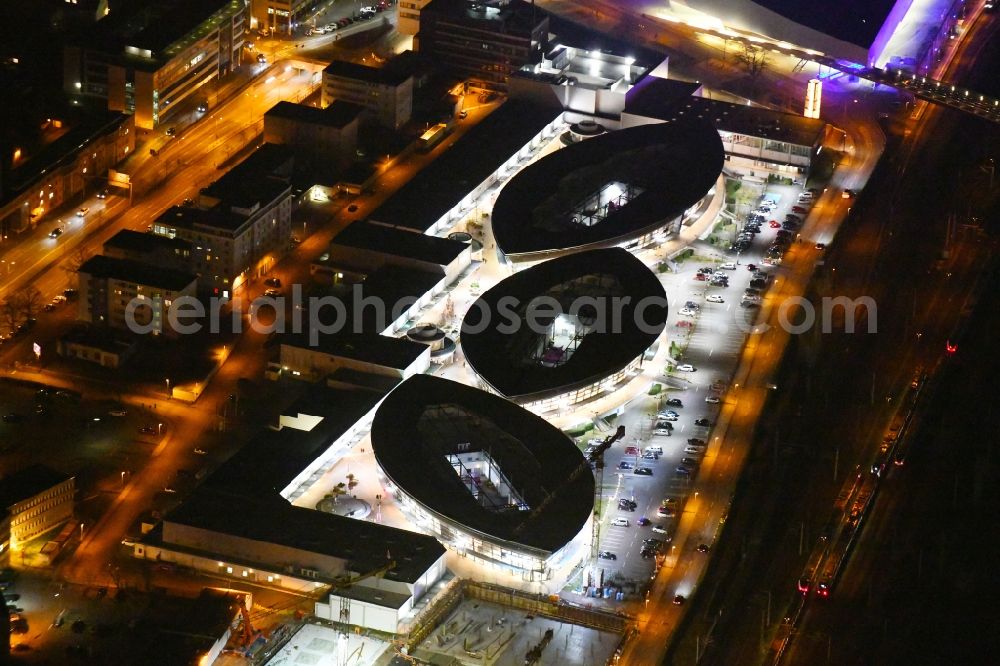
[165,378,171,397]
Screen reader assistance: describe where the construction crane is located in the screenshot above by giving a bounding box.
[512,426,625,560]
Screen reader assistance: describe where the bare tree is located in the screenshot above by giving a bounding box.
[16,285,43,321]
[736,43,770,97]
[62,246,91,276]
[0,298,17,334]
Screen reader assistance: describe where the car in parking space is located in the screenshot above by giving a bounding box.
[706,294,724,303]
[688,438,705,446]
[598,550,617,560]
[625,446,640,455]
[705,395,721,404]
[646,444,663,454]
[769,219,781,228]
[618,498,637,510]
[642,450,659,460]
[684,445,704,454]
[750,278,767,289]
[657,410,679,419]
[657,506,676,517]
[791,205,808,214]
[611,518,629,527]
[657,412,678,421]
[651,524,669,535]
[694,272,707,281]
[263,288,281,297]
[709,278,729,287]
[653,422,673,432]
[664,398,683,407]
[653,427,672,436]
[675,364,695,372]
[694,418,712,427]
[618,461,633,470]
[76,207,89,217]
[264,277,282,288]
[681,457,700,467]
[634,467,653,476]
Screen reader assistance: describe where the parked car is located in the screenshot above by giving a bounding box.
[598,550,617,560]
[694,418,712,427]
[611,518,629,527]
[706,294,724,303]
[634,467,653,476]
[675,364,695,372]
[664,398,683,407]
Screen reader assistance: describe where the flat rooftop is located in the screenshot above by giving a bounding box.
[78,255,196,292]
[166,487,444,584]
[104,229,191,255]
[323,59,412,87]
[332,221,470,267]
[0,464,71,509]
[156,205,247,235]
[200,143,294,210]
[265,100,365,129]
[371,375,594,554]
[206,387,384,495]
[492,116,723,260]
[82,0,243,60]
[625,76,826,147]
[461,248,668,403]
[422,0,548,33]
[280,330,428,371]
[368,100,562,234]
[161,386,446,584]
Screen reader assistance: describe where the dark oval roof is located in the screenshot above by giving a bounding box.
[461,248,668,403]
[492,118,724,260]
[370,375,594,554]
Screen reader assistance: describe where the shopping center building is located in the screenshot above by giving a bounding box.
[370,375,595,582]
[461,248,668,412]
[491,117,724,266]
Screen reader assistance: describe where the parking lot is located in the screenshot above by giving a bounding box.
[571,181,819,603]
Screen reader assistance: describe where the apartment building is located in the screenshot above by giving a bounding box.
[77,255,198,337]
[152,144,295,294]
[0,112,134,236]
[321,56,415,130]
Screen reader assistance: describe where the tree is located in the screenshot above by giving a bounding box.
[14,285,43,321]
[736,43,770,97]
[62,246,91,277]
[0,298,17,334]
